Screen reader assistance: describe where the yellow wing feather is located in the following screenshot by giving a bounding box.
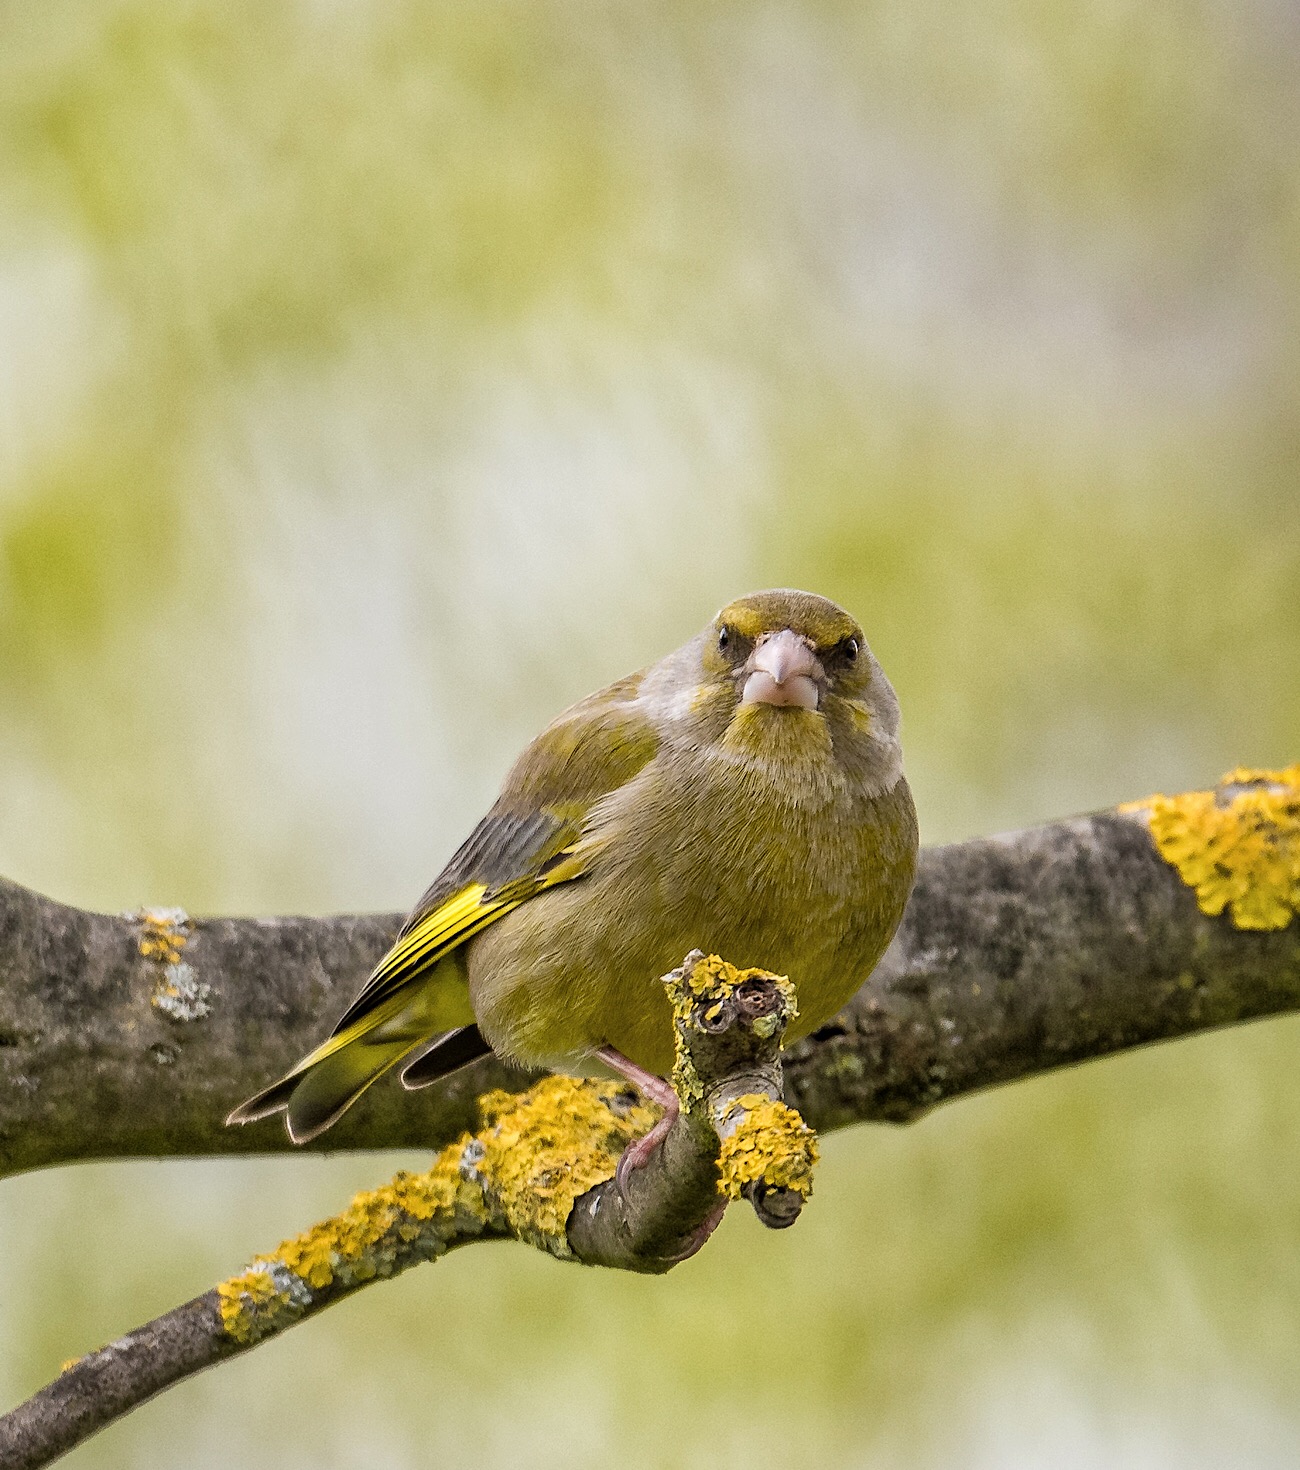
[332,854,584,1036]
[227,863,582,1134]
[228,679,660,1140]
[370,883,506,981]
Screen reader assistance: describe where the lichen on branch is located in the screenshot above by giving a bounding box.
[467,1077,659,1256]
[8,772,1300,1466]
[667,952,799,1109]
[717,1095,819,1202]
[218,1144,489,1345]
[218,1073,668,1344]
[1125,764,1300,930]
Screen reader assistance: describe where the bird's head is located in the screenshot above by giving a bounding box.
[640,589,903,787]
[704,589,868,715]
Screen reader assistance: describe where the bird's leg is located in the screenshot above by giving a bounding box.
[593,1045,679,1194]
[594,1045,731,1254]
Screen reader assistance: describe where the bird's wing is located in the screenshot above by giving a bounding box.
[329,674,660,1037]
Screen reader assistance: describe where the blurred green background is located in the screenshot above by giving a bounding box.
[2,1,1299,1465]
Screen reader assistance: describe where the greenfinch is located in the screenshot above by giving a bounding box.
[229,589,918,1149]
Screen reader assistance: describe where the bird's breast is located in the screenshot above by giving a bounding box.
[468,742,917,1076]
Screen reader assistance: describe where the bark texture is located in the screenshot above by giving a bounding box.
[0,1294,233,1470]
[2,808,1297,1179]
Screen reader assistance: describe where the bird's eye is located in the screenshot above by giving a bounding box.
[843,637,859,662]
[717,625,730,651]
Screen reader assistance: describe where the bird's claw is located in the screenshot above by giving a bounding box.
[613,1111,676,1198]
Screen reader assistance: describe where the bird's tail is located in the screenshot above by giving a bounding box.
[400,1024,492,1089]
[226,957,475,1143]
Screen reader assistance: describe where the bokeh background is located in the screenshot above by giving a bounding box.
[2,1,1299,1465]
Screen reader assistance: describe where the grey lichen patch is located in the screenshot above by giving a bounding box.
[218,1260,314,1346]
[130,906,211,1021]
[151,962,211,1022]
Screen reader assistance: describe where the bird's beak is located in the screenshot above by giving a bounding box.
[742,629,821,710]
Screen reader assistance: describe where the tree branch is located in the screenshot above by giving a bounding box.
[2,768,1297,1178]
[1,764,1297,1465]
[0,954,816,1469]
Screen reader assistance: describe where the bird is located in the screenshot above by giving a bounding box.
[228,588,918,1165]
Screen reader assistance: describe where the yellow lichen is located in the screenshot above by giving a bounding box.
[218,1143,482,1344]
[716,1095,819,1201]
[1123,764,1300,930]
[474,1076,657,1257]
[135,907,189,965]
[217,1263,294,1345]
[665,953,797,1110]
[217,1079,655,1342]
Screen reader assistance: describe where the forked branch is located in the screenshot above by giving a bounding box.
[0,953,817,1469]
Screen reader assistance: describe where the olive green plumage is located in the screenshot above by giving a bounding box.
[229,589,918,1142]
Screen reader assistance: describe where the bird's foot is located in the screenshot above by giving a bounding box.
[613,1108,678,1196]
[593,1045,680,1196]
